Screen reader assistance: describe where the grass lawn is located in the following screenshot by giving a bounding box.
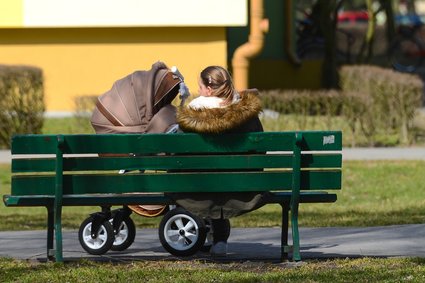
[1,160,425,230]
[2,118,425,281]
[234,159,425,228]
[1,257,425,282]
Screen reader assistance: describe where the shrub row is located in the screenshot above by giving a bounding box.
[340,65,423,146]
[261,65,423,146]
[260,89,344,116]
[0,65,44,149]
[73,95,98,132]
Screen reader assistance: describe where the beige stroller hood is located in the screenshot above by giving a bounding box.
[91,62,181,134]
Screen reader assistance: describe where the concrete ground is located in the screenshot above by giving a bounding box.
[1,225,424,262]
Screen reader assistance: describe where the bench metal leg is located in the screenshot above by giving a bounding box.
[280,203,290,261]
[46,206,55,261]
[291,203,301,261]
[54,205,63,262]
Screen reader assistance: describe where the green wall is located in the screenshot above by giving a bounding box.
[227,0,322,90]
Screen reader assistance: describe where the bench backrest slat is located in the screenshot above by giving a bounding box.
[11,131,341,154]
[12,153,342,172]
[12,170,342,195]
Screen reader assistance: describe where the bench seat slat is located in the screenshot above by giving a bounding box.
[3,191,337,207]
[12,171,342,195]
[3,194,172,206]
[266,191,337,203]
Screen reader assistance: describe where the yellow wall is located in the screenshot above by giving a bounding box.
[0,27,227,112]
[0,0,23,27]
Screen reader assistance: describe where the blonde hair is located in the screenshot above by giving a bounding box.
[200,66,236,106]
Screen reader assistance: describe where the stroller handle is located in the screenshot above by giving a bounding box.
[171,66,184,81]
[171,66,190,106]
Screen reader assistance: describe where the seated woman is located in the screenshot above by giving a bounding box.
[174,65,265,256]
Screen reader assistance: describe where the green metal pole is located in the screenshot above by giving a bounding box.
[291,132,302,261]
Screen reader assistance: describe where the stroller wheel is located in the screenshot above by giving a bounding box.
[110,216,136,251]
[78,216,115,255]
[200,218,213,252]
[159,207,206,256]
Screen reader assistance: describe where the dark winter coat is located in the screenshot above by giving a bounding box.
[170,89,268,219]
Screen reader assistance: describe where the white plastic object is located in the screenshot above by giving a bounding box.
[171,66,184,81]
[171,66,190,106]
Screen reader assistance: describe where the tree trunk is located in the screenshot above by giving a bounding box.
[318,0,340,89]
[380,0,396,53]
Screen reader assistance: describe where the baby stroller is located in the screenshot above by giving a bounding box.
[80,62,211,256]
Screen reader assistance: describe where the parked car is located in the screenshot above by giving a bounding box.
[337,10,369,23]
[395,14,425,26]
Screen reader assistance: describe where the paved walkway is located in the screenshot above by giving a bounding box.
[342,147,425,160]
[0,150,11,163]
[1,225,424,262]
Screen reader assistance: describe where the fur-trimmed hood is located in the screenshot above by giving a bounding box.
[177,89,262,134]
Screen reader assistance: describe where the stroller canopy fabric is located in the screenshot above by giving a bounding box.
[91,62,181,134]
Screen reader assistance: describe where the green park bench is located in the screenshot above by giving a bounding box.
[3,131,342,262]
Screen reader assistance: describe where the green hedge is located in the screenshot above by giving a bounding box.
[260,65,423,147]
[73,95,98,133]
[340,65,423,146]
[0,65,44,149]
[260,89,343,116]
